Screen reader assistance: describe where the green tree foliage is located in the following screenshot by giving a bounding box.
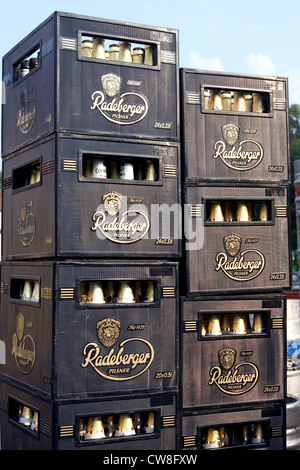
[289,104,300,259]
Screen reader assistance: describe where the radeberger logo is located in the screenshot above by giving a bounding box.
[81,317,154,381]
[90,73,149,125]
[208,348,259,395]
[17,89,36,134]
[11,313,35,374]
[213,123,264,171]
[17,200,36,247]
[215,233,265,281]
[91,191,150,244]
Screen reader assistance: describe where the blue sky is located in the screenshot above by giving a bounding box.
[1,0,300,104]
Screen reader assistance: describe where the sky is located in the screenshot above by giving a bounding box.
[1,0,300,102]
[1,0,300,150]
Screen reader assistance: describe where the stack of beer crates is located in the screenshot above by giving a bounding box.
[178,69,291,450]
[0,11,182,450]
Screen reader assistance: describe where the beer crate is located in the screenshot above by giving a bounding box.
[0,381,177,450]
[180,295,286,410]
[178,402,285,450]
[2,11,180,157]
[180,68,290,185]
[0,260,179,399]
[183,183,291,295]
[1,134,181,260]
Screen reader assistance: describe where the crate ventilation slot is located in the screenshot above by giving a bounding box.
[41,38,54,58]
[275,206,287,217]
[190,205,202,217]
[59,425,74,438]
[183,435,196,447]
[163,165,177,178]
[162,416,175,427]
[60,37,77,51]
[161,50,176,64]
[60,288,75,299]
[162,287,175,297]
[62,159,77,171]
[272,318,284,329]
[184,321,197,332]
[186,92,201,104]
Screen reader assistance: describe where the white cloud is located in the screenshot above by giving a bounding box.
[246,53,277,76]
[288,74,300,105]
[187,51,224,71]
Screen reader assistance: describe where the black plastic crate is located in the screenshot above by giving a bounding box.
[178,402,285,450]
[180,294,286,410]
[2,11,180,157]
[180,68,290,185]
[1,134,181,260]
[0,260,178,399]
[183,183,291,295]
[0,381,177,450]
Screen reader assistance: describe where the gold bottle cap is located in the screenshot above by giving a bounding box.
[144,411,155,434]
[204,89,210,109]
[30,411,38,432]
[252,423,264,443]
[85,416,105,439]
[212,92,222,110]
[81,40,93,57]
[207,315,222,336]
[252,313,264,333]
[22,280,32,300]
[144,45,154,65]
[115,414,136,436]
[232,314,246,334]
[92,38,106,59]
[19,406,32,426]
[108,44,119,60]
[258,201,268,221]
[117,282,135,303]
[242,423,251,443]
[145,160,156,181]
[236,202,250,221]
[233,91,246,112]
[132,47,144,63]
[79,418,87,439]
[144,281,155,302]
[87,282,105,304]
[252,93,264,113]
[31,281,39,302]
[119,41,132,62]
[221,91,232,111]
[244,93,253,112]
[204,428,221,448]
[209,201,224,221]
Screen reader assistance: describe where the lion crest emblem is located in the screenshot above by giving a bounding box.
[218,348,236,371]
[102,191,123,216]
[223,233,242,257]
[96,317,121,348]
[221,123,240,146]
[101,73,121,97]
